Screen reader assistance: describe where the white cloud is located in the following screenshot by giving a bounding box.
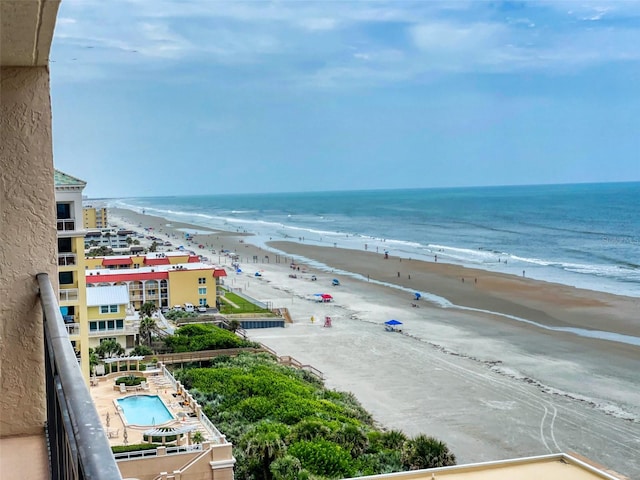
[51,0,640,88]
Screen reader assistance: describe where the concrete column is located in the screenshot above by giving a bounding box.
[0,66,57,436]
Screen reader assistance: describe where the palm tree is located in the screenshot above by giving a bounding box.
[138,317,157,347]
[139,301,157,319]
[95,339,124,359]
[228,319,241,333]
[402,434,456,470]
[381,429,407,450]
[244,426,287,480]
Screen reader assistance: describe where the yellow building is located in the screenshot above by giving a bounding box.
[83,205,108,229]
[55,169,90,382]
[86,253,227,311]
[86,285,136,351]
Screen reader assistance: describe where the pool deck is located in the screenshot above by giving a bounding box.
[90,371,214,447]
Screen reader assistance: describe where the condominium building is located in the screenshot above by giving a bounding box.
[86,253,227,310]
[85,227,134,249]
[55,169,90,382]
[83,204,108,228]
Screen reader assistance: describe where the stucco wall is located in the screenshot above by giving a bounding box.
[0,66,57,436]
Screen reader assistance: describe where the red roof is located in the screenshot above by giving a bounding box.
[188,255,200,263]
[144,257,170,266]
[102,258,133,266]
[86,271,169,284]
[213,269,227,277]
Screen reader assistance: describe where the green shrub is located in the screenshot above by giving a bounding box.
[114,375,144,387]
[288,439,353,478]
[163,324,258,353]
[111,443,161,454]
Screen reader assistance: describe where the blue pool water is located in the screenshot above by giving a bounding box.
[117,395,173,426]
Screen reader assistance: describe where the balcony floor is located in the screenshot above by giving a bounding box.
[0,434,48,478]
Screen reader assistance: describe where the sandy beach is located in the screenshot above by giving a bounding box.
[109,207,640,478]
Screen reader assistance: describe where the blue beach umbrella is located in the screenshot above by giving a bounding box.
[385,319,403,326]
[414,292,422,300]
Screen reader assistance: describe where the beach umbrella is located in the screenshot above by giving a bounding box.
[414,292,421,300]
[321,294,333,300]
[385,319,403,326]
[106,412,110,427]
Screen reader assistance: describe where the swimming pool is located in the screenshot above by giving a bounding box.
[117,395,174,426]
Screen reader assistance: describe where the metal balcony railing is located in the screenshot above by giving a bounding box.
[59,288,79,302]
[58,253,77,266]
[65,323,80,336]
[38,273,122,480]
[56,218,76,231]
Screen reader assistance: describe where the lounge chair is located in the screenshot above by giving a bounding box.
[107,428,119,438]
[119,383,126,393]
[140,380,149,391]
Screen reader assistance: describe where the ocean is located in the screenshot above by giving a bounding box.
[112,182,640,298]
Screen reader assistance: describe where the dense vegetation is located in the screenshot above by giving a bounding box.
[175,353,455,480]
[163,324,260,353]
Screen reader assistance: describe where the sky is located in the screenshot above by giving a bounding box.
[50,0,640,198]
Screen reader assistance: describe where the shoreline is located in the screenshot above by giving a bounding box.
[108,207,640,477]
[266,242,640,346]
[112,207,640,345]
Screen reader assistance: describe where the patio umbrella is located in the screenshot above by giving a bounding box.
[123,427,128,446]
[384,319,403,326]
[106,412,110,427]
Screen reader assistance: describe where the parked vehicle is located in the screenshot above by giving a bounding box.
[197,305,207,313]
[184,303,195,313]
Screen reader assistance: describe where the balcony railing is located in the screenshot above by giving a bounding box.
[59,288,79,302]
[65,323,80,336]
[56,218,76,231]
[38,273,122,480]
[58,253,77,266]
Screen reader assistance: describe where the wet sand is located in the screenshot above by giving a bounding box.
[110,207,640,478]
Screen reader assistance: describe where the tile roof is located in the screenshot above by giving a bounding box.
[54,169,87,187]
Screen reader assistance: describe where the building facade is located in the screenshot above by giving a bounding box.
[86,253,227,310]
[83,205,108,229]
[86,285,136,351]
[55,169,90,382]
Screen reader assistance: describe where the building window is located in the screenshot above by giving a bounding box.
[56,202,71,219]
[59,271,74,285]
[199,298,207,306]
[198,277,207,284]
[90,320,123,332]
[198,287,207,295]
[58,237,72,253]
[100,305,119,314]
[147,289,156,295]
